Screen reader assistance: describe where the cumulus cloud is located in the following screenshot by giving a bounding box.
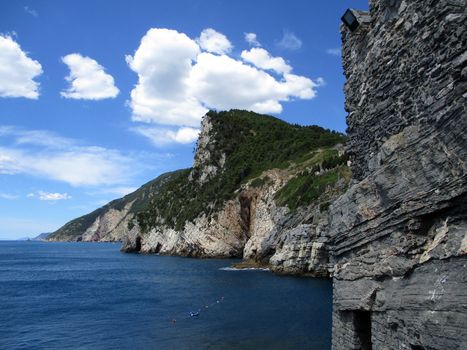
[0,126,137,187]
[192,53,321,113]
[197,28,233,55]
[0,35,42,99]
[127,28,322,131]
[277,31,302,50]
[244,32,261,47]
[61,53,119,100]
[37,191,71,201]
[241,47,292,74]
[126,28,206,127]
[132,126,200,146]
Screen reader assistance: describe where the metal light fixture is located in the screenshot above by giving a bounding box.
[341,9,360,31]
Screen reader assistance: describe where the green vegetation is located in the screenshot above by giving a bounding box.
[137,110,347,231]
[274,147,350,211]
[48,171,180,240]
[48,206,107,241]
[50,109,349,239]
[275,165,350,211]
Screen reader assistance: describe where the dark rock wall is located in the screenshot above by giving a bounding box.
[331,0,467,349]
[344,0,466,181]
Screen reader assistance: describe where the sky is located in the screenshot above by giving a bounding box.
[0,0,369,239]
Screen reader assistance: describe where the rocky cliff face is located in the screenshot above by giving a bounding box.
[330,1,467,349]
[122,162,348,276]
[47,171,179,242]
[50,110,348,277]
[47,1,466,348]
[188,116,226,184]
[121,111,350,275]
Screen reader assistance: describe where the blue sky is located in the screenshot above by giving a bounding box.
[0,0,368,239]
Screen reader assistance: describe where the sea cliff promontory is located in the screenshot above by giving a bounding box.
[48,0,467,348]
[49,110,350,276]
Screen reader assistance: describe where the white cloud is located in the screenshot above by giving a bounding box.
[0,147,131,186]
[127,28,322,130]
[0,154,19,174]
[0,126,137,187]
[326,48,341,56]
[37,191,71,201]
[133,126,200,146]
[244,32,261,47]
[0,193,18,200]
[126,28,206,127]
[24,6,38,17]
[191,53,319,113]
[277,31,302,50]
[197,28,233,55]
[0,35,42,99]
[61,53,119,100]
[13,129,75,149]
[241,47,292,74]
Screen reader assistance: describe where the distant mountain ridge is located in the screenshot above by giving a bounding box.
[32,232,50,241]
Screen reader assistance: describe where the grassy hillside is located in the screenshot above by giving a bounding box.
[47,171,180,241]
[136,110,347,231]
[275,148,350,211]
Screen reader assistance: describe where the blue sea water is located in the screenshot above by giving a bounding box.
[0,241,332,350]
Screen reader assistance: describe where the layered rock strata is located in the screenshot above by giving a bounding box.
[330,0,467,348]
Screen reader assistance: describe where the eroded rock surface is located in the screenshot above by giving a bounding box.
[121,165,348,278]
[330,0,467,348]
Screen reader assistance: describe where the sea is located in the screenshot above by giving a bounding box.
[0,241,332,350]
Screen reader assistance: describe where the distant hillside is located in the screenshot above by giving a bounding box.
[48,109,350,275]
[47,171,180,241]
[32,232,50,241]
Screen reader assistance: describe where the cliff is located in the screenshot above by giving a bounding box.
[124,110,350,276]
[47,2,466,347]
[330,0,467,349]
[50,110,349,275]
[47,171,180,242]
